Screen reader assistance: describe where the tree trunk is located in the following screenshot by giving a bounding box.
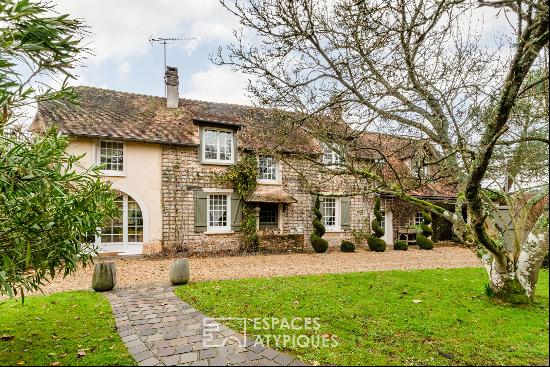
[485,228,548,303]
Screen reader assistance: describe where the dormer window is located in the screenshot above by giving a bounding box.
[99,140,124,175]
[202,128,234,164]
[258,155,279,183]
[322,143,343,166]
[410,157,429,177]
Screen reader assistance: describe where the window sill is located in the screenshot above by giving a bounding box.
[100,171,126,177]
[201,160,235,166]
[325,229,345,233]
[205,230,235,235]
[257,180,282,185]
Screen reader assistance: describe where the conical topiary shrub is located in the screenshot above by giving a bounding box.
[310,196,329,253]
[367,197,386,252]
[416,211,434,250]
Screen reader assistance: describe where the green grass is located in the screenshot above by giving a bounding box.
[0,291,135,366]
[175,268,549,366]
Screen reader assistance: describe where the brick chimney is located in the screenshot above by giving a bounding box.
[165,66,179,108]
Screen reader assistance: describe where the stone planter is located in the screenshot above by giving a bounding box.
[170,258,190,285]
[91,262,117,292]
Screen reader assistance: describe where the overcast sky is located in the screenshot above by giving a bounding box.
[53,0,512,107]
[54,0,252,105]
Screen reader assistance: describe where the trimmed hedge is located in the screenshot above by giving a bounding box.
[394,240,408,251]
[368,236,386,252]
[368,197,386,252]
[340,240,355,252]
[417,211,434,250]
[310,196,329,253]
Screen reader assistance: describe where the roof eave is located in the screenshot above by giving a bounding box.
[62,132,199,147]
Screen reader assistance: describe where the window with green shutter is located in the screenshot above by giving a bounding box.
[193,191,207,233]
[230,193,242,231]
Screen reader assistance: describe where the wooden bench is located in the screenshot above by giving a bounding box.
[396,227,419,246]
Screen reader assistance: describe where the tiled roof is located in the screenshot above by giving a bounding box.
[32,86,320,153]
[32,86,456,199]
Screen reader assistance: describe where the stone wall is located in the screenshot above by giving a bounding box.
[161,145,371,254]
[161,145,241,254]
[258,234,305,252]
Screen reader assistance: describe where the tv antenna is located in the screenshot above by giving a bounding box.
[149,35,197,96]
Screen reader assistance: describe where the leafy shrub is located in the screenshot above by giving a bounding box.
[394,240,408,251]
[417,211,434,250]
[340,240,355,252]
[367,197,386,252]
[310,196,329,253]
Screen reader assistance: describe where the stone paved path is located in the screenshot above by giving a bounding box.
[105,285,307,366]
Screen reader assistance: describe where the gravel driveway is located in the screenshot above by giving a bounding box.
[33,246,480,295]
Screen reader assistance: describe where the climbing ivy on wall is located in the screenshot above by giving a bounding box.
[216,154,259,251]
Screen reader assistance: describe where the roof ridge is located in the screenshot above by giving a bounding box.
[74,85,260,110]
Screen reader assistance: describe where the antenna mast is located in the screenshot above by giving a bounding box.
[149,35,197,96]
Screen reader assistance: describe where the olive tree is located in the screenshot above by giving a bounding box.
[217,0,549,302]
[0,0,117,297]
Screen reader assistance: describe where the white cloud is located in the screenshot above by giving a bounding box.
[117,61,131,82]
[182,66,252,105]
[54,0,239,63]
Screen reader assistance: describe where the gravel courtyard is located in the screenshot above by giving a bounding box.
[34,246,481,295]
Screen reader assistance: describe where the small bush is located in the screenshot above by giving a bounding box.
[311,233,329,253]
[367,235,386,252]
[340,240,355,252]
[394,240,408,251]
[416,233,434,250]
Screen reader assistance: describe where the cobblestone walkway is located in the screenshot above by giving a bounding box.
[105,285,307,366]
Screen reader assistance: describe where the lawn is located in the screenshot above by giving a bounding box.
[175,267,549,366]
[0,291,135,366]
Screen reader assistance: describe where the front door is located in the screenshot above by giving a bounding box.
[380,209,393,244]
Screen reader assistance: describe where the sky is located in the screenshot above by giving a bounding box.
[51,0,512,108]
[54,0,253,105]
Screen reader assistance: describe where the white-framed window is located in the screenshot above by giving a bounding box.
[207,194,231,232]
[410,158,429,177]
[321,143,343,166]
[320,197,340,231]
[99,140,124,174]
[258,155,279,183]
[379,210,386,231]
[100,194,143,244]
[202,128,234,164]
[414,212,424,226]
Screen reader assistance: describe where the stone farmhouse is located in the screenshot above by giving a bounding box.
[32,69,457,255]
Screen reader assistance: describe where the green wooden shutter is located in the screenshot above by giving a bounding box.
[231,193,242,232]
[194,191,207,233]
[341,196,351,231]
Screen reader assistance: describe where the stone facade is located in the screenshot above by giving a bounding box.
[161,144,372,254]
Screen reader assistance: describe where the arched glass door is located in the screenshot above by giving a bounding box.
[99,193,143,254]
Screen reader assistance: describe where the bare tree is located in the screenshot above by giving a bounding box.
[217,0,549,302]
